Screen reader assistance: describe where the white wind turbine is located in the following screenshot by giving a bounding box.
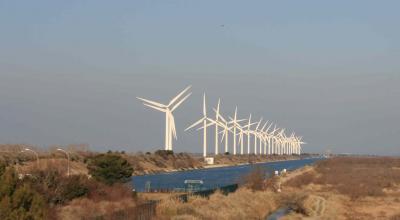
[259,121,268,155]
[288,133,295,155]
[260,122,272,155]
[252,118,263,155]
[219,115,232,154]
[228,107,246,155]
[265,123,274,154]
[266,125,279,155]
[238,120,257,155]
[213,99,223,155]
[277,129,286,155]
[186,94,214,157]
[137,86,192,151]
[246,114,253,154]
[296,136,306,155]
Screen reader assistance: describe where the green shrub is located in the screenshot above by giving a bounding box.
[0,167,18,198]
[60,175,89,201]
[0,168,47,220]
[88,153,133,185]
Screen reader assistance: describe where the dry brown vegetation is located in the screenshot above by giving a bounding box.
[125,150,203,175]
[281,157,400,219]
[285,157,400,199]
[57,183,139,220]
[213,154,301,166]
[156,188,280,220]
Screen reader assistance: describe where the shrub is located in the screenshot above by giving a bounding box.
[155,150,174,158]
[58,175,89,202]
[0,167,18,198]
[0,168,47,220]
[245,166,268,191]
[8,184,47,220]
[88,153,133,185]
[0,161,6,177]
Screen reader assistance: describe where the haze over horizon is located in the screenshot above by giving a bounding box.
[1,1,399,155]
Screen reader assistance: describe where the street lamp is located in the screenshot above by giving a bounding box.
[57,148,70,177]
[21,148,39,167]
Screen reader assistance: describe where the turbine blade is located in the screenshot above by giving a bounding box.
[216,99,220,115]
[143,103,167,112]
[185,117,205,131]
[196,121,215,131]
[169,113,177,140]
[171,92,191,112]
[168,85,192,107]
[202,93,207,117]
[137,97,166,108]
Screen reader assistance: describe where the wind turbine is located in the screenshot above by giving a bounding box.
[259,121,268,155]
[213,99,223,155]
[263,122,273,155]
[246,114,252,154]
[252,118,263,155]
[238,120,257,155]
[219,115,232,154]
[186,94,213,157]
[137,86,192,151]
[228,107,246,155]
[259,121,271,155]
[296,136,306,155]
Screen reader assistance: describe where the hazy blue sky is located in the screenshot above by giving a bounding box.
[0,1,399,155]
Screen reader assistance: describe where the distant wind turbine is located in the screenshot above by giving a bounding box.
[186,94,214,157]
[137,86,192,151]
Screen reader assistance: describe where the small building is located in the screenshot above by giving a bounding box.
[204,157,214,165]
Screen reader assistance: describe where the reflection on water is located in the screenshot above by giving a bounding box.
[132,158,321,192]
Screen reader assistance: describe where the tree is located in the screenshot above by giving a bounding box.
[0,168,47,220]
[88,154,133,185]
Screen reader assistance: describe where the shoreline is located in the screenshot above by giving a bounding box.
[132,156,319,176]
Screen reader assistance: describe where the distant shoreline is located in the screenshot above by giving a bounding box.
[132,156,319,176]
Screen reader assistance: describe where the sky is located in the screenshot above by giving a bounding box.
[0,1,399,155]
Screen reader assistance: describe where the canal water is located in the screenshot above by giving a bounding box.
[132,157,321,192]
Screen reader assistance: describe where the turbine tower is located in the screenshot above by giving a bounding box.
[137,86,191,151]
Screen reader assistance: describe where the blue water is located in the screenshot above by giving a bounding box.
[132,157,321,192]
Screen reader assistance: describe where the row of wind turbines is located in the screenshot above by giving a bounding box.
[137,86,305,157]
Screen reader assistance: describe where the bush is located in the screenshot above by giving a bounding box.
[0,167,18,198]
[0,161,6,177]
[155,150,174,158]
[88,153,133,185]
[0,167,47,220]
[59,175,89,202]
[245,166,268,191]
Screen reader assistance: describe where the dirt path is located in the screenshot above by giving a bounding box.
[279,166,313,185]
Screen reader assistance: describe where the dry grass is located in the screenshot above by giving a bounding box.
[58,197,137,220]
[124,151,203,175]
[214,154,300,165]
[156,188,279,220]
[284,157,400,199]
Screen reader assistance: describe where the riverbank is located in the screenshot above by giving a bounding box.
[279,157,400,219]
[1,144,308,177]
[131,154,304,176]
[154,156,400,220]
